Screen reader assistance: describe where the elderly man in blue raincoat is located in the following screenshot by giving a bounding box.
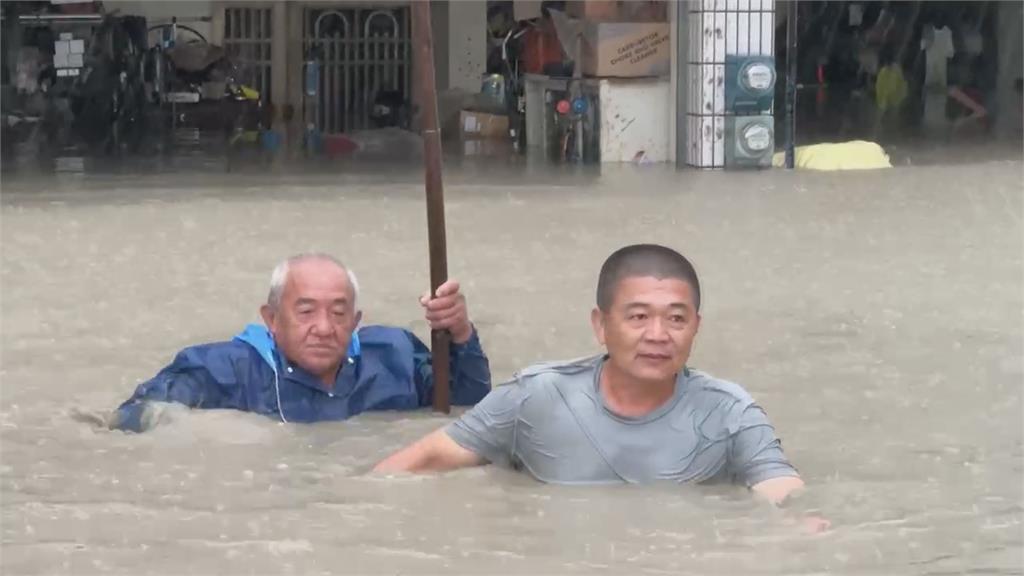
[111,253,491,431]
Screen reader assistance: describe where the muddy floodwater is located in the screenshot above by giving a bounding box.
[1,160,1022,574]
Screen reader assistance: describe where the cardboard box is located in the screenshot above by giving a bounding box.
[566,0,622,22]
[582,22,670,78]
[621,1,667,22]
[461,138,515,157]
[459,110,510,140]
[566,1,667,23]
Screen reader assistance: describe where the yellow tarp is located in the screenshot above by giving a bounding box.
[772,140,892,170]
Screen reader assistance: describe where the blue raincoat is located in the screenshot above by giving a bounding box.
[113,324,491,431]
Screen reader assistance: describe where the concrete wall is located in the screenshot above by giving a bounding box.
[446,0,485,93]
[426,1,485,139]
[427,0,485,93]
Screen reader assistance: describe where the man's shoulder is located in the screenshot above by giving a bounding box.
[355,326,423,363]
[357,325,416,344]
[512,354,603,389]
[179,338,263,362]
[684,369,756,405]
[161,338,272,386]
[472,355,600,409]
[358,324,409,335]
[680,370,762,438]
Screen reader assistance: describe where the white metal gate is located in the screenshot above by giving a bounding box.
[686,0,775,168]
[304,6,411,134]
[223,6,274,103]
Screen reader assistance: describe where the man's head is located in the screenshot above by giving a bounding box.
[591,244,702,385]
[259,254,362,384]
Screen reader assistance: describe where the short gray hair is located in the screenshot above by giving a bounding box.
[596,244,700,312]
[266,253,360,310]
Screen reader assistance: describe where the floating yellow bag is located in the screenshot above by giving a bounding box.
[772,141,892,170]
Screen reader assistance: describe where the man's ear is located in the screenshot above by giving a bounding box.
[353,310,363,328]
[590,307,606,346]
[260,304,275,332]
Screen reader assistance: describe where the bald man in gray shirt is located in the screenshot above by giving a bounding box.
[376,244,805,505]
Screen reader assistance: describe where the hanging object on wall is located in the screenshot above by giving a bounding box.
[725,115,773,168]
[725,55,776,114]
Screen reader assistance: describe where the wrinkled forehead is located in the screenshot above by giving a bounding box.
[610,275,697,308]
[283,259,355,302]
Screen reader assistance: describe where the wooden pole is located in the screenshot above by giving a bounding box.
[411,0,450,414]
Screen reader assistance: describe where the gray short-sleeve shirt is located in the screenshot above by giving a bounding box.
[446,355,798,486]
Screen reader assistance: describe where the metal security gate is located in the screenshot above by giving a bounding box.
[685,0,775,168]
[304,6,411,133]
[223,6,273,103]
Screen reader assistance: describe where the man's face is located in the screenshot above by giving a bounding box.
[591,276,701,384]
[260,260,362,382]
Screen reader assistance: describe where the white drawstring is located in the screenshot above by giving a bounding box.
[273,370,288,423]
